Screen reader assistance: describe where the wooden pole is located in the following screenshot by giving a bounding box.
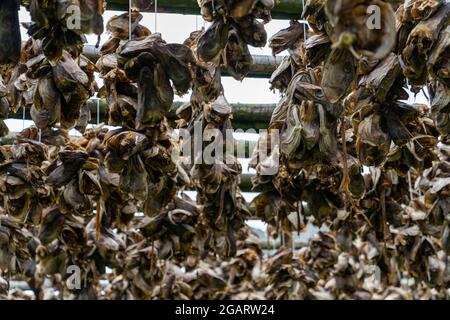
[83,45,283,78]
[9,99,275,129]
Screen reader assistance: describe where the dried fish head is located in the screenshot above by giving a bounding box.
[223,29,252,80]
[197,19,229,62]
[204,95,232,124]
[322,47,356,103]
[107,11,144,40]
[356,113,391,166]
[235,16,268,48]
[38,206,65,245]
[135,64,173,130]
[269,20,307,56]
[31,75,61,128]
[303,0,329,33]
[46,150,89,187]
[401,4,450,85]
[79,0,105,36]
[326,0,396,60]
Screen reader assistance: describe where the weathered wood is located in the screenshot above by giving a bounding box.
[106,0,303,20]
[83,45,283,78]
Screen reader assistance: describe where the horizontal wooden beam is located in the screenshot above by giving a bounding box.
[9,99,275,130]
[83,45,282,79]
[106,0,303,20]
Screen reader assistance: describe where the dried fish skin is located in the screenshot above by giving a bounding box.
[326,0,396,60]
[200,0,233,20]
[268,20,307,56]
[300,33,332,67]
[106,11,144,40]
[280,104,303,159]
[380,105,411,146]
[401,3,450,85]
[358,53,402,102]
[406,0,446,22]
[317,104,339,159]
[269,56,293,92]
[38,206,65,245]
[75,100,92,134]
[0,120,8,137]
[186,95,248,259]
[251,0,273,23]
[31,75,61,129]
[120,154,148,201]
[356,113,391,166]
[149,42,194,95]
[203,95,232,124]
[190,61,223,104]
[301,100,321,150]
[347,162,366,199]
[428,80,450,135]
[303,0,329,33]
[197,19,229,62]
[108,95,138,129]
[230,0,259,19]
[143,173,177,217]
[135,64,173,130]
[139,196,201,258]
[269,71,307,128]
[48,51,91,129]
[105,130,149,161]
[322,47,356,103]
[46,150,89,188]
[427,25,450,90]
[0,0,21,66]
[79,54,99,95]
[36,245,68,276]
[24,0,97,63]
[118,35,162,61]
[78,0,105,36]
[60,178,91,214]
[0,82,10,137]
[223,29,252,80]
[235,16,268,48]
[52,52,90,94]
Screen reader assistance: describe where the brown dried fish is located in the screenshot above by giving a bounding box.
[0,0,21,67]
